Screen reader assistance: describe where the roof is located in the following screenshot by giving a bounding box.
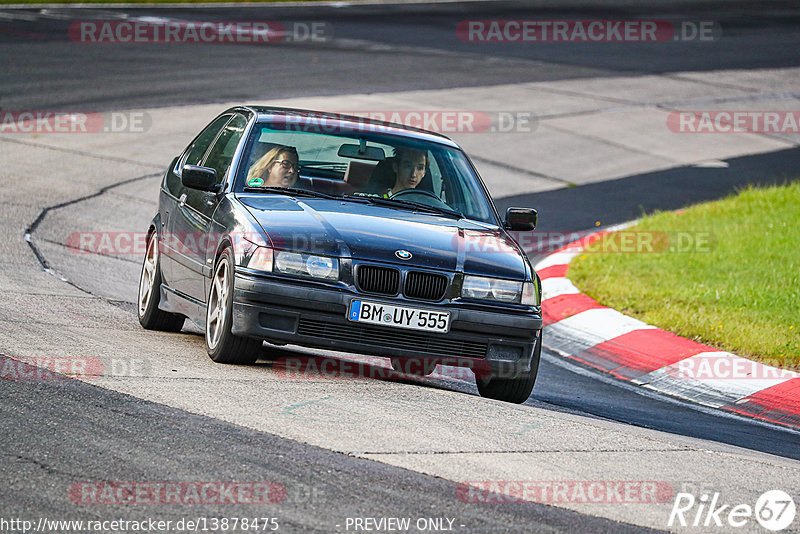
[237,106,461,149]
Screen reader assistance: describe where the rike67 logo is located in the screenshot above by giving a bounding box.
[669,490,796,531]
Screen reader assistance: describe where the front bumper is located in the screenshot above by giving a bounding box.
[232,272,542,377]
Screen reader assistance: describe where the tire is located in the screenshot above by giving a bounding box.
[476,332,541,404]
[205,247,262,364]
[390,357,437,376]
[137,230,185,332]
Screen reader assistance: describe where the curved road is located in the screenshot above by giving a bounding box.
[2,1,799,532]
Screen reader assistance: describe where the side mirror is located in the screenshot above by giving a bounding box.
[504,207,537,231]
[182,165,220,192]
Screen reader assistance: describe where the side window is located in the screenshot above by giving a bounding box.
[202,114,248,185]
[185,114,233,167]
[166,114,231,200]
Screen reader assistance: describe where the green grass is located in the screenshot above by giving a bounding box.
[568,181,800,370]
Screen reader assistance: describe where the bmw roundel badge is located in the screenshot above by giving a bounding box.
[395,250,412,260]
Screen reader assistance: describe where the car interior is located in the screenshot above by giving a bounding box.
[237,125,496,223]
[244,140,437,198]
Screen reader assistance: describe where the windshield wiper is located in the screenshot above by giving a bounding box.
[242,186,338,200]
[394,199,463,219]
[341,194,462,219]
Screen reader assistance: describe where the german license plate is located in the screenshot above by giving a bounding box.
[347,299,450,333]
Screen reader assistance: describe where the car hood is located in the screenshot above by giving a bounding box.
[237,195,528,279]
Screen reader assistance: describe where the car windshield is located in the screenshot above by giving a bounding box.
[235,121,497,224]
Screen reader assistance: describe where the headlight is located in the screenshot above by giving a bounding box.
[521,281,540,306]
[462,276,491,299]
[275,251,339,281]
[462,276,523,304]
[247,246,274,272]
[306,255,336,279]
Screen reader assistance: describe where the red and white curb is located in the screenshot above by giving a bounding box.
[535,229,800,431]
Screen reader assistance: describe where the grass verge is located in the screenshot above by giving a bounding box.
[568,181,800,370]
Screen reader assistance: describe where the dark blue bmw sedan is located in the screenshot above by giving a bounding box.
[138,106,542,403]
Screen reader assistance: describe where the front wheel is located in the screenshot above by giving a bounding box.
[205,248,263,364]
[137,230,184,332]
[476,332,541,404]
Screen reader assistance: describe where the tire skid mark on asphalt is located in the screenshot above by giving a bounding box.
[35,236,143,265]
[24,171,161,284]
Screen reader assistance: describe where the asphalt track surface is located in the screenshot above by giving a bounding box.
[2,0,800,532]
[1,0,799,110]
[1,361,658,533]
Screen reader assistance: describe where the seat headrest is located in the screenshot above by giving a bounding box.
[344,160,378,188]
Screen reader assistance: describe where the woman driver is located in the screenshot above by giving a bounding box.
[246,146,300,188]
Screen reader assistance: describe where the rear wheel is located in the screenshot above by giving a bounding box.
[476,332,541,403]
[205,247,262,364]
[137,230,184,332]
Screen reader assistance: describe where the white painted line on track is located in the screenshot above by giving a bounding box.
[534,248,582,271]
[541,277,581,301]
[634,352,800,408]
[553,308,656,343]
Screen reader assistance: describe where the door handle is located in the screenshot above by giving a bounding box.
[179,193,187,206]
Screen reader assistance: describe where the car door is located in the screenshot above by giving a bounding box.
[193,114,249,298]
[170,113,249,303]
[163,113,233,301]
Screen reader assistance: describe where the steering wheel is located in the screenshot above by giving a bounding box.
[389,188,449,209]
